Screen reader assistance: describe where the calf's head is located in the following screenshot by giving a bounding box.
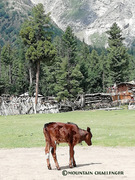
[85,127,92,146]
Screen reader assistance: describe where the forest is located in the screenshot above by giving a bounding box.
[0,3,135,102]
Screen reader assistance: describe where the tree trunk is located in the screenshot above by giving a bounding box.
[29,67,33,86]
[34,60,40,114]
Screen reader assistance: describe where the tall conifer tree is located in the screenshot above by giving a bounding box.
[55,26,83,101]
[86,49,102,93]
[107,22,130,84]
[20,3,56,113]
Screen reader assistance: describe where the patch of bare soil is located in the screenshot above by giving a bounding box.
[0,146,135,180]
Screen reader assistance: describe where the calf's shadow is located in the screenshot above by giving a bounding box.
[60,162,102,170]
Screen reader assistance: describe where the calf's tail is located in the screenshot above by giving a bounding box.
[43,126,52,145]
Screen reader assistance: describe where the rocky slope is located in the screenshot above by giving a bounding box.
[30,0,135,46]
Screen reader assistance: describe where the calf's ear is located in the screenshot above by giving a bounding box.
[87,127,90,132]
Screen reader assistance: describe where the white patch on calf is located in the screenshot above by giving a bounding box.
[45,153,49,160]
[45,146,53,159]
[50,146,53,153]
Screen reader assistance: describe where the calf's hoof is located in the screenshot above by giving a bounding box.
[57,166,61,170]
[73,164,77,167]
[69,164,73,168]
[48,165,52,170]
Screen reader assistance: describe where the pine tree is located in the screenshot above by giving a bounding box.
[128,40,135,81]
[106,22,130,84]
[39,63,57,97]
[55,26,83,101]
[20,3,56,112]
[99,50,111,92]
[86,49,102,93]
[1,43,14,93]
[78,42,90,92]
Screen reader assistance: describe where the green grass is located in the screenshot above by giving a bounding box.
[0,110,135,148]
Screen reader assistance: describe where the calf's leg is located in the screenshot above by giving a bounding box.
[69,145,76,168]
[51,144,60,170]
[45,142,51,170]
[73,149,76,167]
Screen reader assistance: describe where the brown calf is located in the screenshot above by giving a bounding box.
[43,122,92,170]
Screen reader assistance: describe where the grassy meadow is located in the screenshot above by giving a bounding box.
[0,110,135,148]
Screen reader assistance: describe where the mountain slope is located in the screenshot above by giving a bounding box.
[31,0,135,46]
[0,0,63,47]
[0,0,33,46]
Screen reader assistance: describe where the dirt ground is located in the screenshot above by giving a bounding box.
[0,146,135,180]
